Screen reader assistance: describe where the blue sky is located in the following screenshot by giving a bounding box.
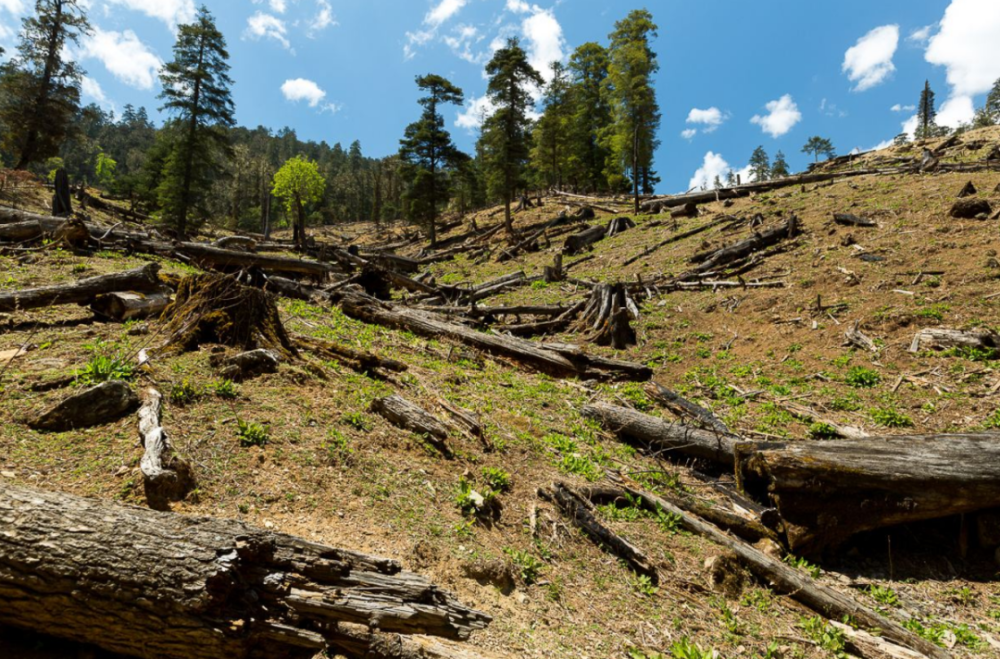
[1,0,999,192]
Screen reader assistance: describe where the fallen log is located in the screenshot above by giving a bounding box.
[173,242,336,280]
[833,213,877,227]
[340,292,651,381]
[0,482,491,659]
[581,402,740,466]
[622,216,736,267]
[908,328,1000,353]
[647,382,732,435]
[90,290,171,322]
[844,320,879,353]
[562,223,606,255]
[539,482,659,583]
[950,198,992,219]
[735,433,1000,556]
[0,263,162,313]
[294,334,408,376]
[137,388,195,510]
[616,483,949,659]
[371,395,453,458]
[685,216,800,277]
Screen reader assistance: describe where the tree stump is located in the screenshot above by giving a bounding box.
[574,283,639,349]
[51,168,72,217]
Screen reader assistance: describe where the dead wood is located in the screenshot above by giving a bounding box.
[581,402,740,467]
[539,482,659,583]
[0,263,162,313]
[957,180,977,198]
[27,380,140,432]
[647,382,732,435]
[214,235,258,251]
[91,291,171,322]
[137,388,195,510]
[51,169,72,216]
[294,334,408,376]
[950,198,992,219]
[574,283,639,349]
[684,216,801,277]
[371,395,453,458]
[670,202,698,219]
[833,213,877,227]
[211,349,282,381]
[605,216,636,236]
[562,223,606,255]
[844,320,879,353]
[909,327,1000,353]
[0,482,492,659]
[735,433,1000,556]
[622,215,738,267]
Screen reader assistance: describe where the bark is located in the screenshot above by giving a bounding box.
[735,433,1000,556]
[581,402,740,467]
[562,224,606,255]
[137,388,195,510]
[0,263,162,313]
[91,291,172,322]
[371,395,453,458]
[685,216,800,277]
[573,283,639,350]
[0,482,491,659]
[833,213,877,227]
[340,291,651,382]
[646,382,733,436]
[909,328,1000,353]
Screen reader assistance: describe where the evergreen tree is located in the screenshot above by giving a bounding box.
[531,62,573,191]
[974,78,1000,127]
[748,146,770,182]
[567,42,612,192]
[801,136,835,162]
[725,170,736,187]
[0,0,91,169]
[770,150,790,178]
[398,74,464,245]
[272,155,325,249]
[917,80,937,140]
[478,37,543,238]
[604,9,661,214]
[157,6,235,238]
[712,175,722,190]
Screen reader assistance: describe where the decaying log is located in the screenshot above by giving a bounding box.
[497,208,581,262]
[833,213,877,227]
[735,433,1000,556]
[173,242,337,280]
[498,301,585,337]
[562,223,607,255]
[844,321,879,353]
[27,380,140,432]
[340,291,651,381]
[543,253,563,282]
[950,198,992,219]
[0,262,162,313]
[0,482,492,659]
[90,290,171,322]
[605,216,636,236]
[616,483,949,659]
[581,402,740,466]
[647,382,732,435]
[137,388,195,510]
[539,482,659,583]
[909,327,1000,353]
[264,275,334,304]
[294,334,408,376]
[574,283,639,349]
[771,398,869,441]
[686,216,800,277]
[214,235,258,251]
[670,202,698,219]
[622,216,738,267]
[371,395,453,458]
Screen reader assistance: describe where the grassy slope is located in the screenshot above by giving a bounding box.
[2,130,1000,657]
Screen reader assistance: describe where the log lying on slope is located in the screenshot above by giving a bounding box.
[0,263,162,313]
[340,291,652,381]
[90,290,171,321]
[685,215,800,277]
[371,395,453,458]
[909,327,1000,353]
[0,482,492,659]
[581,402,740,467]
[735,433,1000,556]
[137,388,194,510]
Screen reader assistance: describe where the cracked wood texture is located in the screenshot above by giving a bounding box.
[0,263,162,313]
[0,483,490,659]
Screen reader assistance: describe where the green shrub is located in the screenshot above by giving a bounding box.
[455,477,496,517]
[870,407,913,428]
[808,422,839,439]
[868,584,899,607]
[212,378,238,399]
[481,467,512,493]
[504,548,543,585]
[237,420,269,447]
[170,379,200,406]
[75,340,135,385]
[845,366,880,388]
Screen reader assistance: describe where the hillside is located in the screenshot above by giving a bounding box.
[2,128,1000,659]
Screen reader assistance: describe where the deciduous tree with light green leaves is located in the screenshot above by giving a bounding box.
[604,9,661,214]
[272,155,325,249]
[95,151,116,189]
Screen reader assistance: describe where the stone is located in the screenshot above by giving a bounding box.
[212,349,280,382]
[950,198,992,219]
[28,381,139,432]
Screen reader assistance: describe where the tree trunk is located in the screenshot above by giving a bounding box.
[370,395,453,458]
[90,291,172,322]
[735,433,1000,556]
[562,224,606,255]
[0,263,162,313]
[685,215,800,276]
[0,482,492,659]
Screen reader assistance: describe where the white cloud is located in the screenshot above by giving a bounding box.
[245,12,291,50]
[522,7,564,81]
[106,0,195,29]
[938,95,975,127]
[891,103,916,112]
[252,0,287,13]
[506,0,532,13]
[281,78,339,113]
[680,128,697,140]
[308,0,336,36]
[0,0,25,14]
[426,0,467,28]
[81,76,114,110]
[82,27,162,90]
[843,24,899,91]
[688,151,733,191]
[926,0,1000,98]
[685,106,727,135]
[750,94,802,138]
[456,94,495,131]
[908,25,934,44]
[443,24,482,64]
[902,115,919,138]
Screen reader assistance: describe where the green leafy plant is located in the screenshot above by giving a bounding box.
[75,340,135,385]
[169,379,200,406]
[504,548,543,585]
[481,467,512,493]
[799,616,848,657]
[212,378,238,399]
[869,406,913,428]
[455,477,496,517]
[631,573,658,597]
[785,554,821,579]
[846,366,880,388]
[237,420,269,447]
[655,507,683,535]
[669,638,715,659]
[325,429,353,464]
[868,584,899,607]
[341,411,371,432]
[559,454,602,481]
[809,422,839,439]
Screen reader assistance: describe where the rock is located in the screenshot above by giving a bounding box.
[957,181,977,198]
[127,323,150,336]
[950,198,992,219]
[27,381,139,432]
[212,349,280,382]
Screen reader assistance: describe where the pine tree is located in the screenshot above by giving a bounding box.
[398,74,464,246]
[0,0,91,169]
[975,78,1000,127]
[802,136,835,162]
[479,37,543,238]
[157,6,235,239]
[917,80,937,140]
[568,42,612,193]
[712,175,722,190]
[749,146,770,182]
[604,9,661,214]
[272,155,325,249]
[771,151,790,178]
[531,62,573,191]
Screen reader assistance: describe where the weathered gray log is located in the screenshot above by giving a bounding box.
[581,402,739,466]
[618,483,950,659]
[562,224,606,255]
[340,292,651,382]
[27,380,140,432]
[621,216,737,267]
[833,213,877,227]
[909,328,1000,353]
[138,388,195,510]
[844,320,879,353]
[670,202,698,219]
[735,434,1000,556]
[371,395,453,458]
[686,216,800,276]
[539,482,659,583]
[647,382,732,435]
[0,482,492,659]
[91,290,172,321]
[574,283,638,350]
[214,235,258,251]
[0,263,162,313]
[174,242,336,279]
